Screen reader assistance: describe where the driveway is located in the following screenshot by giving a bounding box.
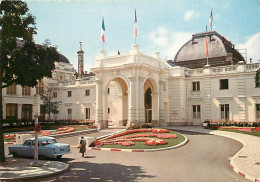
[29,130,249,182]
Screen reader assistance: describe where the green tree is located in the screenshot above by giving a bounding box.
[40,90,59,120]
[0,2,59,162]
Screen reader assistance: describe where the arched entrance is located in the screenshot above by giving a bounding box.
[144,78,159,125]
[145,88,152,123]
[104,77,128,127]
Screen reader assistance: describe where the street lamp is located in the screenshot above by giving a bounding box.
[32,94,40,166]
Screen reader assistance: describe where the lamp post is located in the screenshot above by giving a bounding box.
[32,94,40,166]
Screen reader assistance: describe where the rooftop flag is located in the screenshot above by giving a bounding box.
[206,25,209,66]
[101,17,105,43]
[209,9,213,30]
[134,9,138,39]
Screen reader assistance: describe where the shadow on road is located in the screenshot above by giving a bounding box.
[33,161,156,182]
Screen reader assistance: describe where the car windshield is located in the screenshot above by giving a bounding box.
[41,139,57,146]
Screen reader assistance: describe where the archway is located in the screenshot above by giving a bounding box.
[105,77,128,127]
[143,78,158,125]
[145,88,152,123]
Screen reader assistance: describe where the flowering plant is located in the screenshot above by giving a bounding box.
[93,128,178,147]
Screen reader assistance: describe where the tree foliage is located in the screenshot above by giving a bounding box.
[40,90,59,120]
[0,1,59,162]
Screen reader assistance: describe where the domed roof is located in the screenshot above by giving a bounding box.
[170,31,244,68]
[59,53,70,64]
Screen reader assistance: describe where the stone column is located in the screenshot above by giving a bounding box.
[137,77,145,123]
[95,79,103,129]
[128,76,136,125]
[159,80,165,125]
[152,92,159,126]
[18,104,22,119]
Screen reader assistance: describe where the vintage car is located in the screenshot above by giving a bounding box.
[8,136,70,159]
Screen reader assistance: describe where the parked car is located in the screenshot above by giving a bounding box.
[8,136,70,159]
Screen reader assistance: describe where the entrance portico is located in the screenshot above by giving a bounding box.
[91,44,167,129]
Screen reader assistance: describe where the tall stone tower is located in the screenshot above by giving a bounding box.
[77,42,84,77]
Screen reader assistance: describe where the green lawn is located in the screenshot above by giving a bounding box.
[101,131,186,149]
[217,128,260,137]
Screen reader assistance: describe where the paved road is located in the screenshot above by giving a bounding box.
[24,130,249,182]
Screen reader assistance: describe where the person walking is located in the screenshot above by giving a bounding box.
[79,136,87,157]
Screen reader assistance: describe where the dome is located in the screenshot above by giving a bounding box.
[168,31,245,68]
[59,53,70,64]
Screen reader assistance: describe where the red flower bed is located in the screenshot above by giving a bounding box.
[94,128,177,147]
[218,127,258,132]
[4,126,77,142]
[255,127,260,131]
[152,129,170,133]
[144,139,167,146]
[235,128,253,132]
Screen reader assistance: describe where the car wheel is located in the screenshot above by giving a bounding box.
[12,152,19,158]
[56,155,62,159]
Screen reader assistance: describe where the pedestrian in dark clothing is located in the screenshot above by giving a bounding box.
[80,136,87,157]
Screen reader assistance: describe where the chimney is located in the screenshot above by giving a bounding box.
[77,42,84,77]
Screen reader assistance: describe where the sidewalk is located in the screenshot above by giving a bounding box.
[0,128,121,181]
[0,158,69,181]
[168,126,260,182]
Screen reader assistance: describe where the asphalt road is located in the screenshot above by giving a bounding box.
[18,130,248,182]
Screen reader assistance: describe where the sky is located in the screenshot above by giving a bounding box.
[26,0,260,72]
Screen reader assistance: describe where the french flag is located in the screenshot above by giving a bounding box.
[101,17,105,43]
[209,10,213,29]
[134,9,137,38]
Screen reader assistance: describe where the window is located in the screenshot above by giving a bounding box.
[108,108,110,114]
[220,79,228,90]
[36,81,44,96]
[6,85,16,95]
[192,82,200,91]
[53,92,57,98]
[68,109,72,119]
[68,91,72,97]
[107,88,110,95]
[163,82,167,91]
[24,140,32,146]
[6,104,18,119]
[22,104,32,120]
[192,105,201,119]
[85,90,90,96]
[256,104,260,119]
[86,108,90,119]
[220,104,229,119]
[22,86,31,96]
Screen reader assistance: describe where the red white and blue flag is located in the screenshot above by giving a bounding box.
[101,17,105,43]
[209,9,213,29]
[134,9,137,38]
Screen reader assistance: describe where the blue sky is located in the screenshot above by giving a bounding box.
[26,0,260,71]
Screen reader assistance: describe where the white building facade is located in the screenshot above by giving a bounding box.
[3,31,260,129]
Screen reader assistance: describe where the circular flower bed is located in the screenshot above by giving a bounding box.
[93,128,180,148]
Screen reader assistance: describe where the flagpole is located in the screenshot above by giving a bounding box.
[134,9,137,45]
[206,25,209,66]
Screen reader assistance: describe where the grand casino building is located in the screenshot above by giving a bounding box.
[3,31,260,129]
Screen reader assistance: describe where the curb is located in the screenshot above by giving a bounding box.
[0,162,69,181]
[167,127,259,182]
[88,130,189,152]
